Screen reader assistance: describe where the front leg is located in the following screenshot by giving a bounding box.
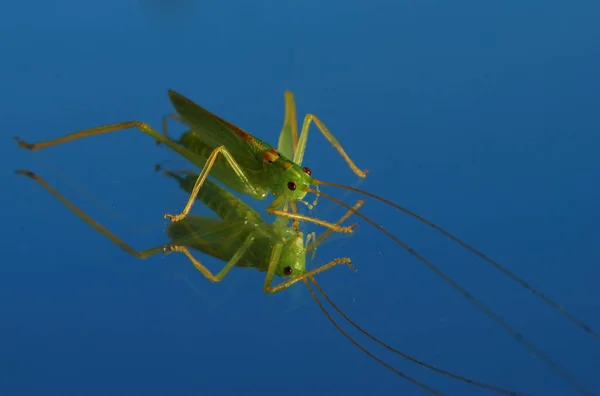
[262,242,354,294]
[15,169,166,260]
[293,113,368,178]
[165,145,268,222]
[307,199,365,253]
[266,197,355,234]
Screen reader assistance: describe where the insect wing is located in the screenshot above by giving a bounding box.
[168,90,267,173]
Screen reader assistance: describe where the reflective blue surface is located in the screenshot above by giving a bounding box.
[1,1,599,395]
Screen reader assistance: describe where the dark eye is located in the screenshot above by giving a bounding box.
[283,266,292,276]
[302,167,312,175]
[287,181,296,191]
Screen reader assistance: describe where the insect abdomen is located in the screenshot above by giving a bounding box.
[193,179,262,224]
[179,130,213,159]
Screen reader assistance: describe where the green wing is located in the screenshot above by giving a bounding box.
[167,216,272,265]
[168,90,269,173]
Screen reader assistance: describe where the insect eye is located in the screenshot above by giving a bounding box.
[283,266,292,276]
[287,181,296,191]
[302,167,312,175]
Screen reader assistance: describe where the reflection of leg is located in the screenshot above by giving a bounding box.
[307,199,365,253]
[304,231,318,260]
[267,203,355,234]
[166,231,256,282]
[165,145,266,222]
[262,243,354,294]
[15,170,164,259]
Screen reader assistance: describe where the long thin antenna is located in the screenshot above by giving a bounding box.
[309,188,592,396]
[315,180,599,343]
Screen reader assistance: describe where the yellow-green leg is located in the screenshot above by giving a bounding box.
[307,199,366,253]
[163,145,267,222]
[156,113,184,145]
[262,242,355,294]
[165,231,257,282]
[14,121,207,171]
[167,146,356,233]
[266,197,355,234]
[15,169,166,259]
[276,91,367,178]
[294,113,367,178]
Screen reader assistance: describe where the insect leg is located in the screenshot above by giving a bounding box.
[276,92,303,231]
[156,113,184,145]
[164,145,266,222]
[266,201,355,234]
[15,170,165,259]
[276,91,299,159]
[307,199,366,253]
[15,121,207,170]
[292,113,368,178]
[166,231,257,282]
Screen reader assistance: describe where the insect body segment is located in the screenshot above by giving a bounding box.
[176,128,311,202]
[14,89,598,395]
[161,90,364,233]
[164,169,262,224]
[157,167,353,288]
[13,89,366,234]
[161,169,312,279]
[15,166,530,396]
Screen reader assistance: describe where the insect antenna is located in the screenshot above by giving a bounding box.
[309,278,524,395]
[306,188,592,396]
[303,277,447,396]
[313,180,600,344]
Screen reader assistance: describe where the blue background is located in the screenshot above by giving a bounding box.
[1,1,599,395]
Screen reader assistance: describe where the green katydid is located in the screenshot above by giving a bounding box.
[14,90,366,234]
[14,167,525,396]
[14,90,598,394]
[147,91,600,348]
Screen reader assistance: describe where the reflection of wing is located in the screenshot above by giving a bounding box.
[168,216,251,245]
[277,91,299,159]
[167,216,270,265]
